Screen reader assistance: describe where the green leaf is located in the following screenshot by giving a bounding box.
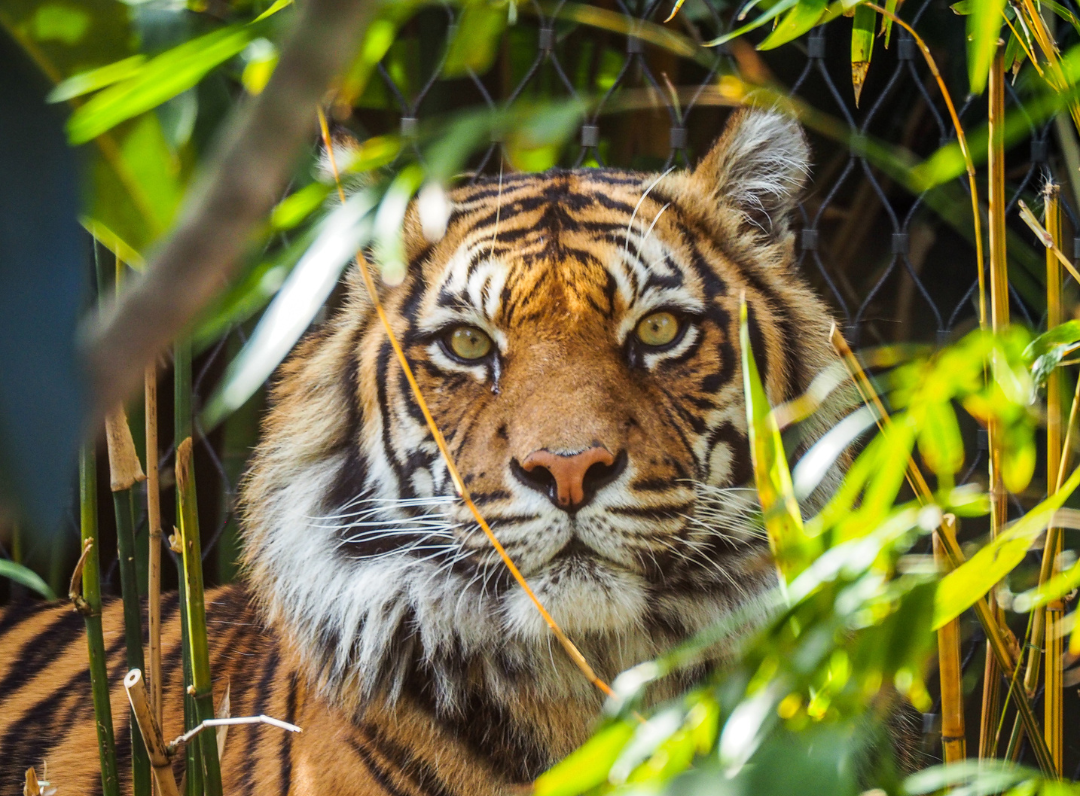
[882,0,898,46]
[67,21,268,144]
[533,721,636,796]
[933,463,1080,629]
[0,559,58,600]
[966,0,1006,95]
[443,1,508,78]
[851,5,875,106]
[201,190,378,429]
[916,401,964,478]
[758,0,829,50]
[740,296,809,583]
[1013,558,1080,612]
[703,0,800,47]
[1024,320,1080,363]
[47,54,146,103]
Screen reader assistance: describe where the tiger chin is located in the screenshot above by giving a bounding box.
[0,109,846,795]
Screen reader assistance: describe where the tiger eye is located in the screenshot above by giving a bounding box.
[636,311,680,347]
[448,326,493,360]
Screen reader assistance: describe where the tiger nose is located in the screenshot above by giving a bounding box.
[516,446,622,511]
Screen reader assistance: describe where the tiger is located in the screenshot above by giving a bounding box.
[0,108,846,795]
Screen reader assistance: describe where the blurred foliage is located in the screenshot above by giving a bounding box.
[535,325,1071,795]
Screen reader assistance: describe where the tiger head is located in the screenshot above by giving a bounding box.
[240,109,841,744]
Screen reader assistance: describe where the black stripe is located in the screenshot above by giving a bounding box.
[0,623,127,786]
[239,645,282,796]
[278,672,299,796]
[359,721,459,796]
[345,736,413,796]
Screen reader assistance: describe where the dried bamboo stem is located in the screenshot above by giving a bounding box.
[145,362,164,739]
[124,670,181,796]
[829,328,1057,776]
[934,515,967,763]
[105,407,151,796]
[980,44,1009,763]
[176,437,223,796]
[1041,184,1064,774]
[78,445,121,796]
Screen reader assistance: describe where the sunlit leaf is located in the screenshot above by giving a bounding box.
[740,296,809,583]
[703,0,800,47]
[201,189,377,429]
[758,0,829,50]
[67,20,270,144]
[0,559,58,600]
[933,463,1080,629]
[966,0,1007,95]
[533,721,636,796]
[916,401,964,478]
[1013,558,1080,612]
[443,1,508,77]
[850,5,875,106]
[47,53,146,103]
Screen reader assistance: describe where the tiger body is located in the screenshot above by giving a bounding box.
[1,110,845,795]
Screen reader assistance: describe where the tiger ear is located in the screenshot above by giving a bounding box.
[691,108,809,238]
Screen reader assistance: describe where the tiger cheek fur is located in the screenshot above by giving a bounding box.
[0,109,849,796]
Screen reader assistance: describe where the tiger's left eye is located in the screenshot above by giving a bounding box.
[447,326,493,360]
[636,311,680,347]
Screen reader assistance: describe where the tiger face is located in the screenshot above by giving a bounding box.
[241,110,841,723]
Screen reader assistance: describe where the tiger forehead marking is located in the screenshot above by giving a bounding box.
[239,109,844,773]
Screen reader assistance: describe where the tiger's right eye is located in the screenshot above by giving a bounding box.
[446,326,493,360]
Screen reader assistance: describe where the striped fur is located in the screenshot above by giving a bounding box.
[1,110,846,795]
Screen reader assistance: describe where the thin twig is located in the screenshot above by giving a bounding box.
[169,715,302,752]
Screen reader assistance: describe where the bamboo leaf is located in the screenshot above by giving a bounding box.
[758,0,829,50]
[443,1,508,77]
[703,0,800,47]
[201,189,378,429]
[0,559,57,600]
[966,0,1007,96]
[851,5,875,106]
[533,721,636,796]
[47,54,146,103]
[67,21,270,144]
[933,464,1080,629]
[740,296,810,582]
[1014,559,1080,612]
[882,0,898,46]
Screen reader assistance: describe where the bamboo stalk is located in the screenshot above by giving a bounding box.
[176,437,223,796]
[105,407,152,796]
[979,44,1009,763]
[145,362,164,743]
[934,515,967,763]
[77,445,121,796]
[174,338,202,796]
[829,328,1057,776]
[1041,184,1064,774]
[124,669,181,796]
